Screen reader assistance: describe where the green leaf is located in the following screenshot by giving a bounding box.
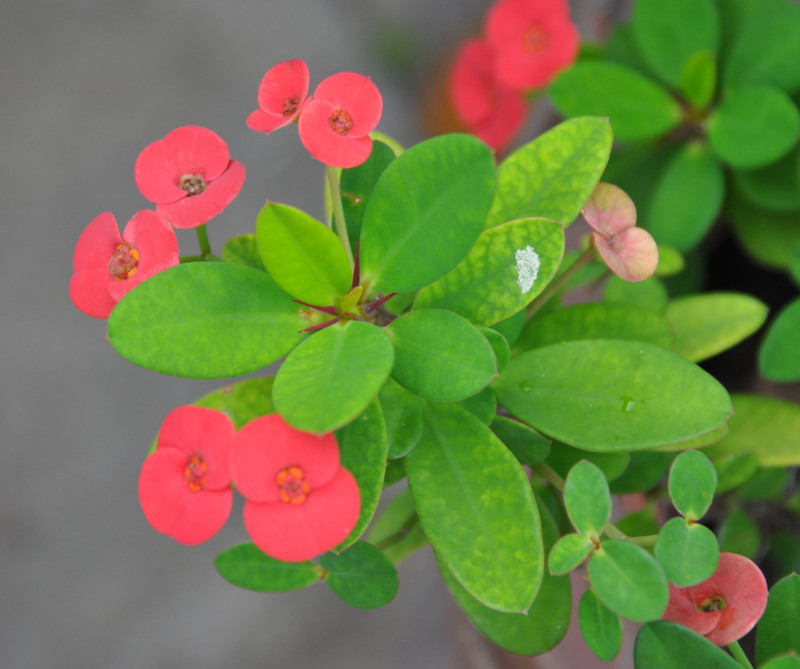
[729,194,800,271]
[221,233,265,270]
[360,133,496,293]
[734,146,800,212]
[273,320,393,433]
[655,245,686,278]
[760,298,800,381]
[655,518,719,587]
[493,340,732,452]
[609,452,674,494]
[458,386,497,425]
[579,589,623,661]
[549,63,682,142]
[564,460,612,538]
[438,497,570,655]
[718,506,760,559]
[547,442,630,483]
[108,263,306,379]
[406,402,542,612]
[604,275,669,313]
[704,394,800,467]
[756,573,800,666]
[378,377,423,459]
[631,0,719,89]
[486,117,613,228]
[645,141,725,252]
[666,292,768,363]
[480,328,510,373]
[737,467,790,501]
[668,450,717,520]
[490,308,527,347]
[548,533,594,575]
[414,217,564,326]
[335,401,387,549]
[365,488,428,564]
[321,541,398,609]
[387,309,496,402]
[194,377,275,429]
[712,452,760,494]
[214,543,322,592]
[708,86,800,169]
[490,416,550,466]
[635,621,742,668]
[679,50,717,110]
[761,655,800,669]
[339,139,395,251]
[256,202,352,305]
[513,302,674,355]
[589,539,668,621]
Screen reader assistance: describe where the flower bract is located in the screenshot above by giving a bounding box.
[449,39,527,153]
[298,72,382,168]
[138,406,236,545]
[230,413,361,562]
[69,210,179,318]
[247,59,310,134]
[662,552,768,646]
[134,125,246,229]
[582,182,659,282]
[484,0,579,91]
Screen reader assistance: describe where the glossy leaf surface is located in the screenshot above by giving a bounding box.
[215,543,321,592]
[668,450,717,520]
[655,518,719,587]
[579,588,623,661]
[756,574,800,666]
[635,621,741,668]
[760,298,800,381]
[564,460,612,538]
[321,541,398,609]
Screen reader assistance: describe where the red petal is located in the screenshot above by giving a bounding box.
[69,267,116,318]
[298,99,374,168]
[663,583,721,637]
[156,406,235,490]
[247,109,296,135]
[311,72,382,136]
[472,88,527,153]
[450,40,496,127]
[72,212,123,272]
[485,0,571,44]
[242,467,361,562]
[256,59,309,117]
[231,414,341,503]
[156,160,246,229]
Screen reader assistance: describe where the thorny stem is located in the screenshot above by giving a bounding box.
[326,166,354,268]
[526,244,596,319]
[727,641,755,669]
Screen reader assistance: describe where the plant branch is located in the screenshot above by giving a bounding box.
[326,165,354,268]
[727,641,755,669]
[526,244,596,318]
[195,224,213,258]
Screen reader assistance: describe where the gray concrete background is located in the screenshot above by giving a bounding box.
[0,1,627,668]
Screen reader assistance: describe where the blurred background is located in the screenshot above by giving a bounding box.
[0,1,629,667]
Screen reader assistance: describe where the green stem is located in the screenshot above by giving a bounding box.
[526,244,596,319]
[372,513,420,552]
[326,166,354,268]
[195,224,212,258]
[727,641,755,669]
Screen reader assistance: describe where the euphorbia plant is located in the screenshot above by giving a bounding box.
[71,50,796,668]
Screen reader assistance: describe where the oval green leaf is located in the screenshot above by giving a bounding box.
[321,541,398,609]
[564,460,612,538]
[494,340,733,452]
[490,416,550,466]
[718,506,760,559]
[655,518,719,587]
[589,539,668,622]
[387,309,496,402]
[222,233,265,270]
[360,133,496,292]
[194,377,275,429]
[549,533,594,575]
[214,543,322,592]
[273,320,394,433]
[549,63,682,142]
[108,262,306,379]
[579,588,623,661]
[679,50,717,110]
[256,202,352,304]
[756,574,800,666]
[547,442,630,483]
[486,117,613,228]
[760,298,800,382]
[635,620,742,668]
[730,195,800,271]
[406,402,542,612]
[378,377,424,459]
[668,450,717,520]
[414,217,564,326]
[734,146,800,212]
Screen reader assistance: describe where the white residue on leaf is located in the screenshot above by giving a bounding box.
[515,245,540,293]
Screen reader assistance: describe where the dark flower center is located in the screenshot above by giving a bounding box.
[699,596,726,612]
[282,96,301,116]
[179,173,206,196]
[108,243,140,280]
[522,24,548,55]
[329,109,353,136]
[183,453,208,493]
[276,465,311,505]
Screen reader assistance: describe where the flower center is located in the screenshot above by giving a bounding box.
[275,465,311,505]
[522,24,548,55]
[699,596,726,612]
[183,453,208,493]
[179,173,206,196]
[108,243,140,280]
[329,109,353,136]
[282,96,301,116]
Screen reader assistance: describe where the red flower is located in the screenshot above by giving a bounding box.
[134,125,246,229]
[662,552,768,646]
[69,210,179,319]
[449,39,527,153]
[582,182,658,282]
[484,0,579,91]
[138,406,236,545]
[230,414,361,562]
[298,72,382,168]
[247,59,310,134]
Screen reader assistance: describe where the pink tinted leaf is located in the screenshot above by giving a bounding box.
[583,182,638,237]
[594,227,659,282]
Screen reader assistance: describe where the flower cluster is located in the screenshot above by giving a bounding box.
[247,59,382,169]
[138,408,361,562]
[448,0,579,153]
